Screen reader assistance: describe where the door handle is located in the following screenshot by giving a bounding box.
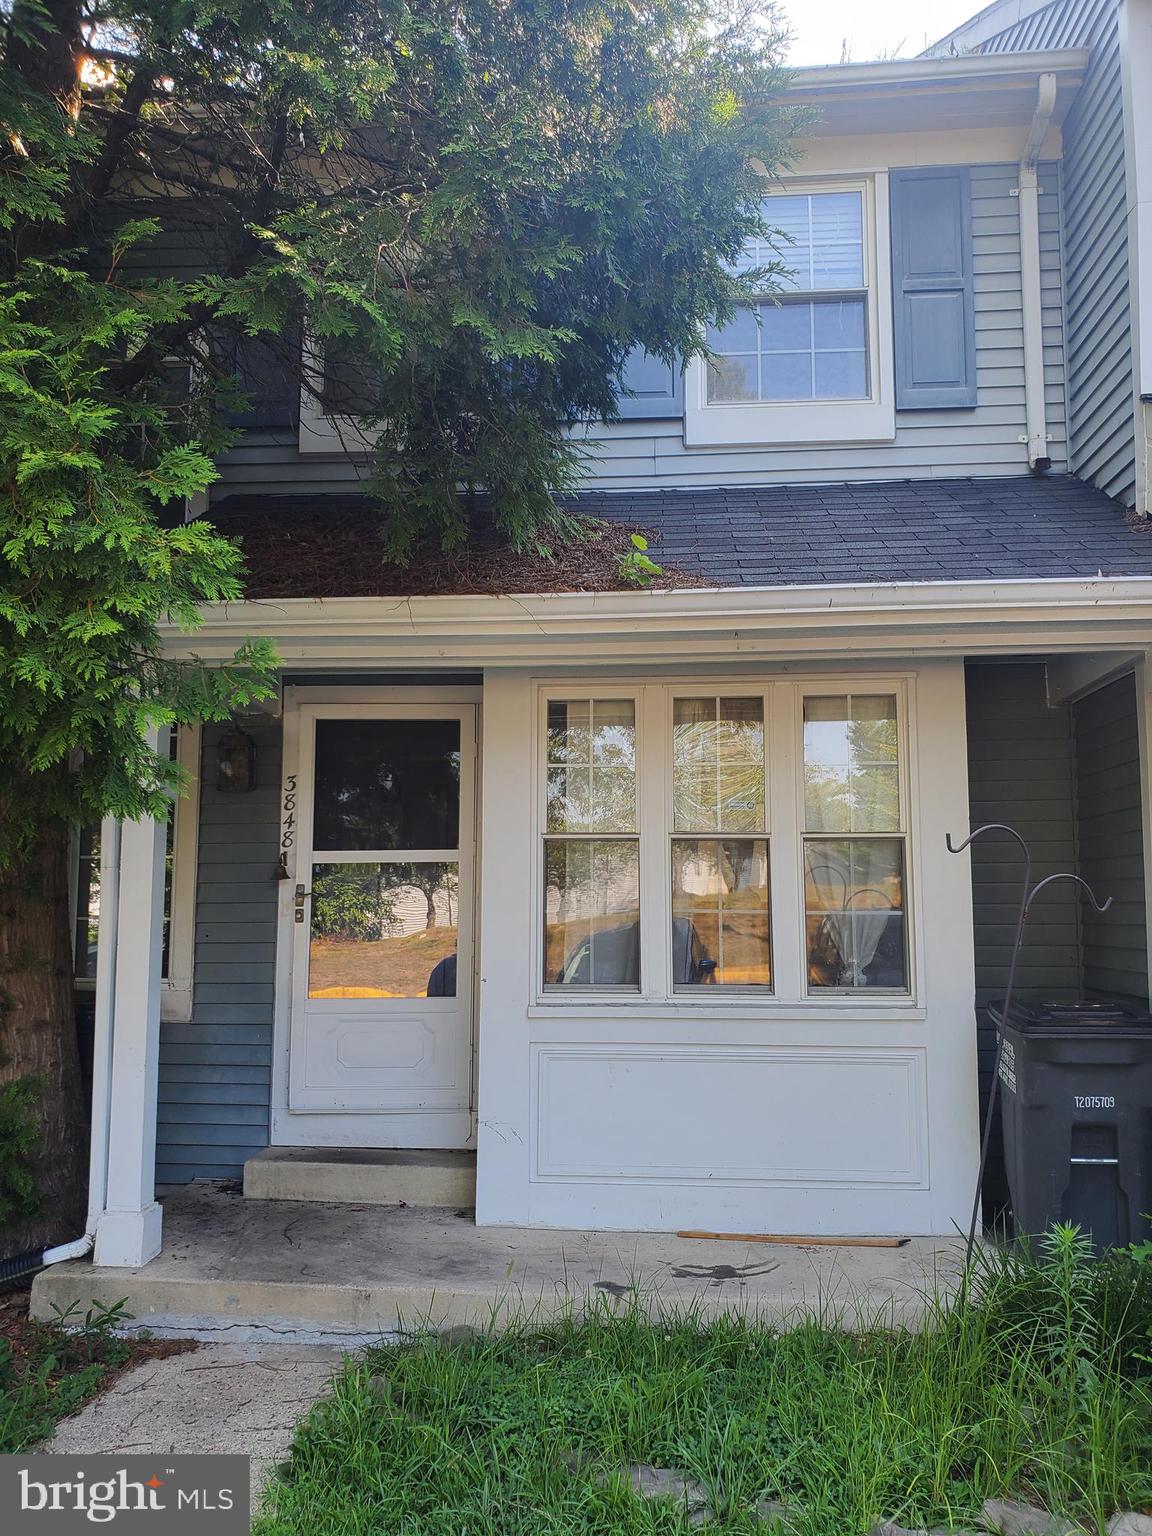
[293,884,312,924]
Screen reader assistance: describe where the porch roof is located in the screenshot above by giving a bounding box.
[210,475,1152,597]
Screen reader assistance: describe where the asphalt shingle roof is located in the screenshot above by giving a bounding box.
[211,474,1152,596]
[579,475,1152,586]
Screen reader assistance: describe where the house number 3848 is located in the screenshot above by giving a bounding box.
[281,773,298,854]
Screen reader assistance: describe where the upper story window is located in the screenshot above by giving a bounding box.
[708,192,868,405]
[684,177,896,449]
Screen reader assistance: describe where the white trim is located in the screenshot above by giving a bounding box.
[271,686,481,1148]
[160,722,200,1023]
[793,47,1087,88]
[94,729,168,1268]
[171,576,1152,668]
[297,333,382,457]
[684,175,895,448]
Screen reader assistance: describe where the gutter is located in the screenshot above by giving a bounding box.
[788,48,1087,93]
[1017,72,1058,472]
[0,824,119,1284]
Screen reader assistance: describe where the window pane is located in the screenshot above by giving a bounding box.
[760,351,814,401]
[309,862,459,999]
[803,695,900,833]
[673,697,765,833]
[546,700,636,832]
[814,350,867,400]
[707,355,758,403]
[313,720,460,851]
[672,839,771,988]
[810,192,865,288]
[706,307,760,352]
[759,301,812,351]
[813,299,865,349]
[544,840,640,986]
[74,824,100,980]
[805,839,906,990]
[764,191,864,291]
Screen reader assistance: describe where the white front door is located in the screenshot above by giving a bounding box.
[286,701,476,1147]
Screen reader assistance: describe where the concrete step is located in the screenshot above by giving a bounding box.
[242,1147,476,1208]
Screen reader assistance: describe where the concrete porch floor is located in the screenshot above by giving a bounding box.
[32,1182,971,1341]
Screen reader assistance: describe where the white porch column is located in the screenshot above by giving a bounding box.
[94,731,169,1268]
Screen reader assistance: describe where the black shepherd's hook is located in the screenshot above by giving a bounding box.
[945,826,1112,1273]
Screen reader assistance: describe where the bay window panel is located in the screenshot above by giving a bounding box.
[544,839,640,988]
[804,838,907,991]
[672,697,765,834]
[803,694,900,834]
[546,699,636,833]
[671,839,771,989]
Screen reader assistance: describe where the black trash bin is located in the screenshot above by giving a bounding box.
[990,999,1152,1250]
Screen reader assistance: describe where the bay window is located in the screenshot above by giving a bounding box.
[539,683,912,1002]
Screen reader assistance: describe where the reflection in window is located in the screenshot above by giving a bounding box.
[308,862,458,999]
[803,694,899,833]
[544,839,639,987]
[803,693,906,992]
[805,839,906,990]
[546,699,636,833]
[74,825,100,980]
[673,696,764,833]
[313,719,460,852]
[672,839,771,988]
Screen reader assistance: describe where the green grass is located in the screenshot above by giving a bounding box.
[0,1297,134,1452]
[258,1229,1152,1536]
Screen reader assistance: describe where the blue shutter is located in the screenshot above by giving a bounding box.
[614,346,683,419]
[890,168,977,410]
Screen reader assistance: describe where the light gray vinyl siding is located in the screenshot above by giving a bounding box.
[984,0,1135,504]
[965,661,1081,1208]
[155,717,279,1184]
[1072,674,1149,1002]
[208,162,1067,500]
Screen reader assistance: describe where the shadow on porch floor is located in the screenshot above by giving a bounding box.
[31,1182,970,1342]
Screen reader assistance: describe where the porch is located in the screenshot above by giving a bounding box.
[52,483,1152,1290]
[31,1180,967,1338]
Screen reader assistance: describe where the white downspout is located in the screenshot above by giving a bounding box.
[42,819,121,1267]
[1018,71,1058,472]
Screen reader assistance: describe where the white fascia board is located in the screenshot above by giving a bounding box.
[787,48,1088,95]
[168,576,1152,665]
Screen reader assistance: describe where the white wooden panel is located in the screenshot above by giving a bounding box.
[532,1044,927,1185]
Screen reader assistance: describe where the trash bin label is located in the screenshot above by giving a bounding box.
[1074,1094,1116,1109]
[998,1036,1017,1094]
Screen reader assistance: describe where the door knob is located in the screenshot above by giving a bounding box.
[293,884,312,923]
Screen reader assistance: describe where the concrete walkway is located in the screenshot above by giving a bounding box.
[47,1343,343,1498]
[31,1181,968,1339]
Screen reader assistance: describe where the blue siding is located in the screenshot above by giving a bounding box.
[966,661,1081,1208]
[984,0,1136,505]
[208,162,1068,498]
[1073,675,1149,1002]
[155,717,280,1184]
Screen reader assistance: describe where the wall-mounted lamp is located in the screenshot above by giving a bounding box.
[216,724,258,792]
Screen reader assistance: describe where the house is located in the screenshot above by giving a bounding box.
[59,0,1152,1281]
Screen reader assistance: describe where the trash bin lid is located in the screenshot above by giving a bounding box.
[991,998,1152,1030]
